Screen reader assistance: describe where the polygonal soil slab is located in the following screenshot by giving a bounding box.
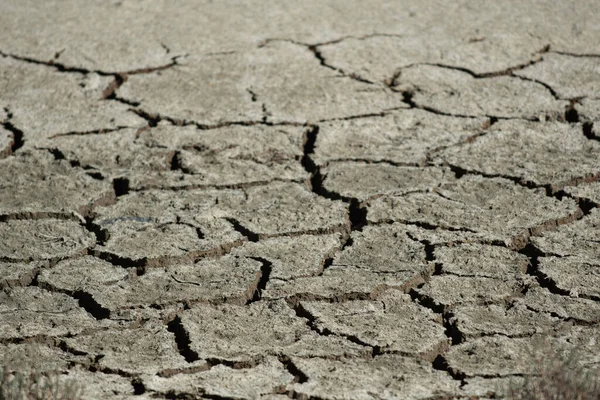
[0,286,99,340]
[332,223,430,274]
[0,342,86,373]
[435,243,529,279]
[516,53,600,99]
[392,65,565,119]
[231,234,342,280]
[0,260,45,289]
[39,255,263,312]
[445,335,560,377]
[318,33,549,84]
[0,57,143,148]
[0,219,95,262]
[531,208,600,260]
[519,285,600,324]
[117,53,262,126]
[538,256,600,300]
[219,182,350,238]
[288,354,461,400]
[131,122,308,189]
[367,175,580,249]
[0,151,114,219]
[63,321,193,376]
[92,189,246,266]
[244,41,406,123]
[416,275,529,312]
[180,300,368,363]
[145,357,294,399]
[57,366,136,399]
[264,265,421,303]
[265,223,435,301]
[418,238,532,312]
[35,128,174,181]
[437,120,600,191]
[450,303,560,339]
[93,183,348,264]
[300,291,449,361]
[314,109,488,166]
[321,163,453,203]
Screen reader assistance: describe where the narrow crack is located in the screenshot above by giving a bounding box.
[278,355,309,384]
[246,257,273,304]
[113,177,130,197]
[0,49,181,77]
[131,377,146,395]
[288,301,379,357]
[583,122,598,141]
[226,218,259,242]
[166,316,199,363]
[38,281,110,320]
[3,120,25,153]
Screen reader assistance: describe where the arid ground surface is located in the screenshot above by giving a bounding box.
[1,1,600,399]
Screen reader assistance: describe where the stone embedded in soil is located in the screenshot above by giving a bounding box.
[63,321,193,376]
[300,291,449,361]
[0,57,143,148]
[0,286,99,340]
[0,261,45,289]
[392,64,565,119]
[367,175,580,249]
[437,120,600,190]
[0,151,115,219]
[321,163,453,203]
[314,109,488,167]
[288,354,461,400]
[39,255,263,311]
[515,53,600,99]
[231,234,342,280]
[0,219,95,262]
[181,300,367,363]
[435,243,528,279]
[450,303,560,339]
[144,357,294,399]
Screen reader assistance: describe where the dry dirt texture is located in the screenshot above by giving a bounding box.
[1,1,600,399]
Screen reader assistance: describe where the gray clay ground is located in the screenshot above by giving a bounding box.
[1,1,600,399]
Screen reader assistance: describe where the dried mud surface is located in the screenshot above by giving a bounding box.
[1,1,600,399]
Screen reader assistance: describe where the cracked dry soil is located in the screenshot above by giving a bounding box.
[1,1,600,399]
